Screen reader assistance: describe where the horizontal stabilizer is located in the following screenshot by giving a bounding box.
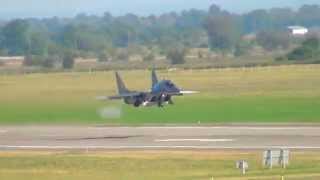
[96,96,123,100]
[98,92,144,101]
[96,96,109,101]
[108,96,125,100]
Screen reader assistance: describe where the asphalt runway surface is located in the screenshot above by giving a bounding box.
[1,126,320,150]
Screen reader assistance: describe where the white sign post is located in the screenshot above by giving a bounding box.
[263,149,289,169]
[236,160,248,175]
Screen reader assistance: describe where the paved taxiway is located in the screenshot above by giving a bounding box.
[1,126,320,150]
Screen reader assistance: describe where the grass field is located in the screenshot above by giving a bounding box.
[1,64,320,124]
[0,151,320,180]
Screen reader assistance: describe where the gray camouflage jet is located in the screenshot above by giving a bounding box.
[102,70,197,107]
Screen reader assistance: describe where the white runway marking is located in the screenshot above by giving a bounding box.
[155,139,235,142]
[1,145,320,150]
[39,135,61,138]
[90,126,318,130]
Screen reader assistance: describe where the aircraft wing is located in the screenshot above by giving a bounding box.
[97,92,146,101]
[110,92,143,99]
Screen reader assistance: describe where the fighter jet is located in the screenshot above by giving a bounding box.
[104,70,197,107]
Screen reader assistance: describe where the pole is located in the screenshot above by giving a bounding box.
[268,150,273,169]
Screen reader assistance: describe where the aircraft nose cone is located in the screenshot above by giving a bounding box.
[169,86,180,93]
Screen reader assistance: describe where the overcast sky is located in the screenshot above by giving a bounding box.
[0,0,320,19]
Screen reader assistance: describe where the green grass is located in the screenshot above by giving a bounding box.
[0,151,320,180]
[2,96,320,124]
[1,64,320,124]
[0,103,102,124]
[122,96,320,124]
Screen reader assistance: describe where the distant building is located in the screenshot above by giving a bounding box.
[0,56,24,68]
[287,26,308,36]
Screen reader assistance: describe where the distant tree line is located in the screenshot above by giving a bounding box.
[286,37,320,61]
[0,4,320,67]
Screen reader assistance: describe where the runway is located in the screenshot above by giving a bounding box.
[1,126,320,150]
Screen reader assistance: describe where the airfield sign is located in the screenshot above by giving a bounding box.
[236,160,249,175]
[263,149,290,169]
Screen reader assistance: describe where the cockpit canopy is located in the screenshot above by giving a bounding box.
[165,80,175,88]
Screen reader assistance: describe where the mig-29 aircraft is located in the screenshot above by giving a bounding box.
[102,70,197,107]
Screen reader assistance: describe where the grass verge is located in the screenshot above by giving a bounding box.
[1,64,320,124]
[0,151,319,180]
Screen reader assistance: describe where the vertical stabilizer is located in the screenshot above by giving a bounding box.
[115,72,129,94]
[152,69,159,88]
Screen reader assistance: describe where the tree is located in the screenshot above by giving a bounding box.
[287,37,320,60]
[167,48,187,65]
[98,51,110,62]
[23,54,47,66]
[297,5,320,27]
[143,53,155,62]
[1,20,30,55]
[60,24,109,54]
[3,3,320,68]
[62,51,75,69]
[113,49,129,61]
[269,8,295,28]
[205,15,240,52]
[243,10,272,33]
[256,30,290,51]
[47,43,64,57]
[0,49,9,56]
[234,41,252,57]
[110,21,132,47]
[209,4,221,15]
[30,32,50,55]
[287,48,310,60]
[43,56,60,68]
[23,54,33,66]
